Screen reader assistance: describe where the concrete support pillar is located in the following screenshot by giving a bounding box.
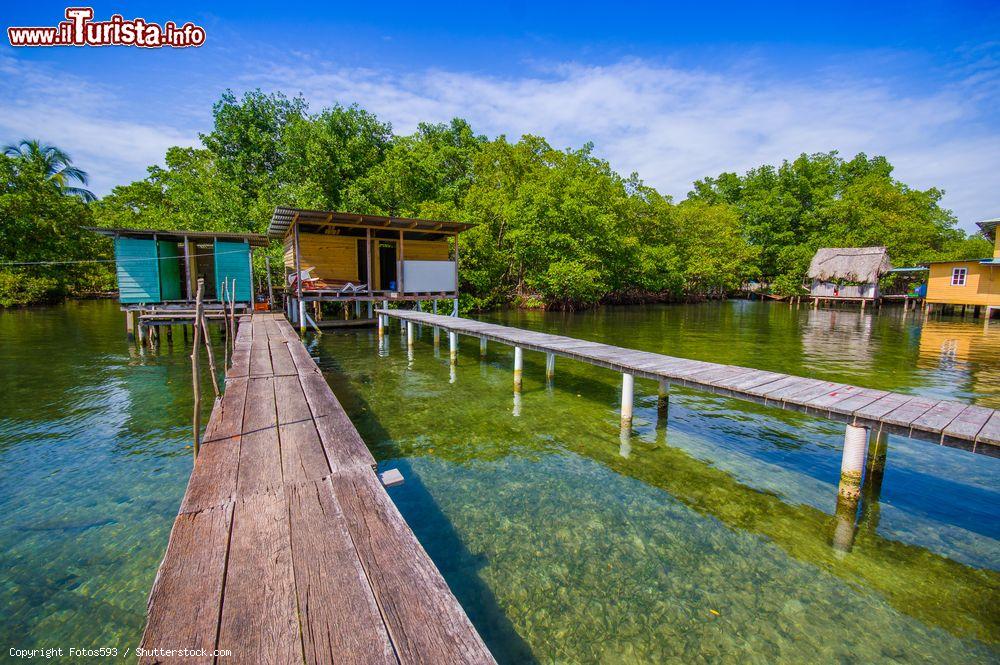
[367,301,373,318]
[480,337,487,358]
[513,346,523,392]
[449,331,458,365]
[452,298,459,316]
[839,423,868,499]
[433,326,440,350]
[545,353,555,381]
[621,373,635,430]
[378,313,384,339]
[298,299,306,334]
[512,391,521,417]
[406,321,414,348]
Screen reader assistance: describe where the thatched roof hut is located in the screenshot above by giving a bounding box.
[807,247,892,299]
[807,247,892,283]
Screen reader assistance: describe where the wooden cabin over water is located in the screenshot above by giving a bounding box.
[807,246,892,309]
[267,207,474,330]
[924,219,1000,320]
[89,227,269,335]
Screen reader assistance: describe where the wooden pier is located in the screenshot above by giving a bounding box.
[378,309,1000,455]
[141,313,494,664]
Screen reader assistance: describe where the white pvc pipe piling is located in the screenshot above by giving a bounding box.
[839,424,869,499]
[513,346,524,392]
[621,373,635,429]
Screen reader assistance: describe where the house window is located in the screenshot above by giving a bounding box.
[951,267,967,286]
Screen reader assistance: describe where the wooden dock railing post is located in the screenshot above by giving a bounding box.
[201,302,221,399]
[191,279,205,459]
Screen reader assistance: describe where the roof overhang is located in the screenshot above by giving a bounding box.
[87,227,270,247]
[268,207,475,239]
[976,219,998,242]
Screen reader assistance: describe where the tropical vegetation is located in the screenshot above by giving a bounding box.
[1,90,992,308]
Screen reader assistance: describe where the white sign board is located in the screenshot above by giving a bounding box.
[402,260,457,293]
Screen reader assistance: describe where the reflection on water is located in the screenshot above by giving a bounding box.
[0,300,997,663]
[318,301,999,663]
[0,301,217,656]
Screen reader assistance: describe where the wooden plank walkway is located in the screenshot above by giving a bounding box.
[141,313,494,664]
[379,309,1000,455]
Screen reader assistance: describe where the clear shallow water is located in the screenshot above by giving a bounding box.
[0,300,997,663]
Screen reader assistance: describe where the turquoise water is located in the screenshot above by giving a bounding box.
[0,300,997,662]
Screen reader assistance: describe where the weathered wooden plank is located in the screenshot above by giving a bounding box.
[331,469,495,664]
[230,342,251,379]
[880,397,938,428]
[851,393,916,421]
[287,479,397,665]
[910,400,968,434]
[943,405,994,441]
[274,375,331,483]
[977,411,1000,446]
[296,371,376,470]
[268,337,297,376]
[217,489,303,664]
[237,377,282,496]
[753,375,814,399]
[808,386,887,414]
[181,377,248,514]
[250,335,274,377]
[140,503,233,664]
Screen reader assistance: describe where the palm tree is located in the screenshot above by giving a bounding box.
[3,139,96,202]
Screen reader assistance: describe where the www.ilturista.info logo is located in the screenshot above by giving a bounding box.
[8,7,206,48]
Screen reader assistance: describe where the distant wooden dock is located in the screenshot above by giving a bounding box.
[379,309,1000,455]
[141,313,494,664]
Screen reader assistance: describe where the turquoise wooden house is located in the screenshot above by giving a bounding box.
[90,227,269,307]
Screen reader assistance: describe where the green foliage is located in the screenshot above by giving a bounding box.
[0,153,112,306]
[17,95,990,309]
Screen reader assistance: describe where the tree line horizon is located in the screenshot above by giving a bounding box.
[0,89,992,308]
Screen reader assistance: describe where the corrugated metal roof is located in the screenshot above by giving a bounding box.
[87,227,270,247]
[267,207,475,239]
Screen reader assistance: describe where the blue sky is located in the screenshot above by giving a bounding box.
[2,1,998,231]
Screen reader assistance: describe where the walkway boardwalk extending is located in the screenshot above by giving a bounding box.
[141,313,494,664]
[379,309,1000,455]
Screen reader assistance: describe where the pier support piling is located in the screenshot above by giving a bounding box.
[480,337,487,358]
[406,321,414,348]
[378,313,384,339]
[545,352,555,382]
[839,423,869,499]
[449,331,458,365]
[621,373,635,430]
[433,326,440,350]
[657,379,670,414]
[513,346,524,392]
[125,310,135,340]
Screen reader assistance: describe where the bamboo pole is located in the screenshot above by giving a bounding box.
[201,307,220,399]
[221,279,231,368]
[265,255,274,311]
[229,279,237,352]
[191,279,205,459]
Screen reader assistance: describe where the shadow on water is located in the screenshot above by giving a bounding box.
[311,341,538,664]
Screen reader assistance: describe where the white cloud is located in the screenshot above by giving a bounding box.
[1,47,995,233]
[248,56,999,232]
[0,52,199,195]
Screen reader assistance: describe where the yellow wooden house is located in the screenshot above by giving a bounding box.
[925,219,999,318]
[267,207,474,329]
